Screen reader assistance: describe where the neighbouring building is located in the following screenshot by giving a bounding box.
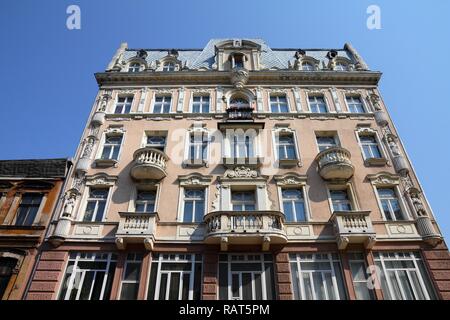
[0,158,70,299]
[25,39,450,300]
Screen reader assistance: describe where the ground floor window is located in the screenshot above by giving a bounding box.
[147,253,202,300]
[58,252,117,300]
[290,253,347,300]
[0,257,18,299]
[119,253,143,300]
[374,252,436,300]
[218,254,275,300]
[348,253,375,300]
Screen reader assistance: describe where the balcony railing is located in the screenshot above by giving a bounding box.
[226,106,254,121]
[204,211,287,251]
[330,211,376,250]
[315,147,354,181]
[115,212,158,250]
[130,147,168,180]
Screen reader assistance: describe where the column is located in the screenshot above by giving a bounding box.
[275,252,293,300]
[202,252,218,300]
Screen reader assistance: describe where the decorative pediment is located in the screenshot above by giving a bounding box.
[178,173,212,187]
[367,172,399,186]
[274,173,307,186]
[223,166,258,179]
[85,173,118,186]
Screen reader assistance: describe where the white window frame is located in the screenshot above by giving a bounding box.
[128,62,142,72]
[95,127,126,162]
[189,93,211,114]
[128,184,160,213]
[183,127,210,165]
[231,189,257,211]
[355,128,388,161]
[315,132,340,153]
[326,183,360,214]
[99,134,123,161]
[368,173,411,221]
[147,253,202,300]
[118,253,143,300]
[143,131,168,152]
[290,253,347,300]
[80,187,110,222]
[279,187,308,222]
[268,93,290,113]
[58,252,116,300]
[272,127,300,162]
[374,252,435,300]
[274,174,311,221]
[177,186,208,223]
[344,95,366,113]
[113,95,134,114]
[307,93,329,113]
[151,94,173,114]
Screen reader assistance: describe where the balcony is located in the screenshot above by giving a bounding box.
[203,211,287,251]
[315,147,354,181]
[130,147,168,180]
[226,106,254,121]
[115,212,158,250]
[330,211,376,250]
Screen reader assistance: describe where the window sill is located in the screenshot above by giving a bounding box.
[94,158,118,168]
[364,157,388,167]
[278,158,301,167]
[183,159,209,168]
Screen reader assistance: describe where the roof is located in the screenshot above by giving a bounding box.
[0,158,70,178]
[121,38,358,71]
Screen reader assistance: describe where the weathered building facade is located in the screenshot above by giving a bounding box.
[0,159,69,299]
[25,39,450,300]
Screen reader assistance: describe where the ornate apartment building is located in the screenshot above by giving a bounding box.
[0,159,70,300]
[24,39,450,300]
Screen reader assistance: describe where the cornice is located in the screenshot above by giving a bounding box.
[95,70,382,87]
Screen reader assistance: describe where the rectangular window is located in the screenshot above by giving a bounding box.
[153,96,171,114]
[83,188,109,222]
[281,188,306,222]
[189,133,208,162]
[231,191,256,211]
[316,135,337,152]
[377,188,404,221]
[270,95,289,113]
[14,193,43,226]
[346,96,365,113]
[0,257,17,298]
[147,253,202,300]
[58,252,117,300]
[146,135,166,152]
[290,253,347,300]
[233,135,253,158]
[119,253,143,300]
[309,96,327,113]
[135,190,156,213]
[374,252,436,300]
[183,189,205,223]
[192,95,210,113]
[114,96,133,114]
[348,253,375,300]
[101,135,122,160]
[276,134,296,160]
[359,135,382,159]
[218,254,275,300]
[330,189,352,212]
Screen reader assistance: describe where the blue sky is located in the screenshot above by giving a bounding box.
[1,0,449,241]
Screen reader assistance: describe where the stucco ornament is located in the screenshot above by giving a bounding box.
[81,137,95,158]
[410,192,427,217]
[97,92,112,112]
[230,68,249,88]
[224,166,257,179]
[369,93,382,111]
[62,192,77,217]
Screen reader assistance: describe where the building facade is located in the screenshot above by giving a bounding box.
[0,159,69,299]
[25,39,450,300]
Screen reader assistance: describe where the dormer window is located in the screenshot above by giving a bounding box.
[230,53,245,69]
[128,63,141,72]
[335,61,349,71]
[162,62,176,71]
[302,62,314,71]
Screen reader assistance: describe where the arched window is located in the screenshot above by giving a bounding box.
[128,63,141,72]
[334,61,349,71]
[162,62,176,72]
[229,53,245,69]
[302,62,314,71]
[229,97,249,109]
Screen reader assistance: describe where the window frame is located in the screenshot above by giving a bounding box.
[327,183,359,214]
[307,94,329,113]
[118,253,143,300]
[113,95,134,114]
[128,62,142,73]
[269,94,290,113]
[12,193,46,226]
[344,95,366,113]
[231,189,257,212]
[189,94,211,114]
[178,187,208,223]
[151,95,173,114]
[315,132,340,153]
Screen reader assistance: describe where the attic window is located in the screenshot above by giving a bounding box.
[230,53,245,69]
[163,62,176,71]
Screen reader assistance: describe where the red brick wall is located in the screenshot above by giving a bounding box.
[423,242,450,300]
[202,252,218,300]
[26,251,67,300]
[275,252,293,300]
